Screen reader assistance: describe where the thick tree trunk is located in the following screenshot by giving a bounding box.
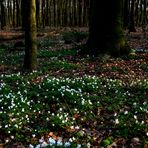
[24,0,37,71]
[84,0,130,57]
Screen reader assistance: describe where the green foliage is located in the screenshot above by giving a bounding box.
[62,31,88,44]
[0,36,147,147]
[0,73,147,145]
[39,37,58,47]
[101,137,113,146]
[38,49,77,58]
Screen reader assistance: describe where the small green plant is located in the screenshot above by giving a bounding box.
[62,31,88,44]
[39,37,58,47]
[101,137,113,147]
[38,49,77,58]
[48,60,79,71]
[111,66,128,74]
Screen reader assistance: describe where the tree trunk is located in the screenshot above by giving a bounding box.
[123,0,129,28]
[16,0,21,27]
[12,0,16,27]
[128,0,136,32]
[135,0,140,26]
[36,0,40,28]
[24,0,37,71]
[0,0,6,29]
[83,0,130,57]
[41,0,46,28]
[21,0,27,30]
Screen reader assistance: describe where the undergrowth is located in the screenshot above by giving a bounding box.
[0,30,147,147]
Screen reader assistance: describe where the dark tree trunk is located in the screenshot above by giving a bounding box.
[16,0,21,27]
[0,0,6,29]
[24,0,37,71]
[36,0,40,28]
[82,0,130,57]
[13,0,16,27]
[21,0,27,30]
[128,0,136,32]
[41,0,46,28]
[123,0,129,29]
[135,0,140,26]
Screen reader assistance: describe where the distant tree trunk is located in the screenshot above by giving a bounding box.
[8,0,13,26]
[24,0,37,71]
[12,0,16,27]
[41,0,46,28]
[142,0,147,35]
[78,0,83,26]
[83,0,88,26]
[63,0,68,26]
[53,0,56,26]
[57,0,62,26]
[21,0,27,30]
[83,0,130,57]
[135,0,140,26]
[36,0,40,28]
[16,0,21,27]
[73,0,77,26]
[45,0,49,26]
[123,0,129,29]
[128,0,136,32]
[0,0,6,29]
[139,0,143,25]
[142,0,147,25]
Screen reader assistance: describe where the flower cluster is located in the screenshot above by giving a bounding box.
[0,73,147,145]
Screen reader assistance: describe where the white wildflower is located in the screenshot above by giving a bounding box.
[115,119,119,124]
[64,142,71,147]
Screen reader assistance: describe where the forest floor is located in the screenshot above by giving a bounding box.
[0,27,148,80]
[0,27,148,147]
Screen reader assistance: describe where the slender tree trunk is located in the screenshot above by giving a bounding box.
[139,0,143,25]
[123,0,129,29]
[13,0,16,27]
[63,0,68,26]
[24,0,37,71]
[142,0,147,25]
[41,0,46,28]
[0,0,6,29]
[16,0,21,27]
[73,0,77,26]
[57,0,61,26]
[135,0,140,26]
[36,0,40,29]
[21,0,27,30]
[45,0,49,26]
[128,0,136,32]
[78,0,82,26]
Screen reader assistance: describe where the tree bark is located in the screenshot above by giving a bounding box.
[36,0,40,28]
[123,0,129,28]
[0,0,6,29]
[128,0,136,32]
[23,0,37,71]
[83,0,130,57]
